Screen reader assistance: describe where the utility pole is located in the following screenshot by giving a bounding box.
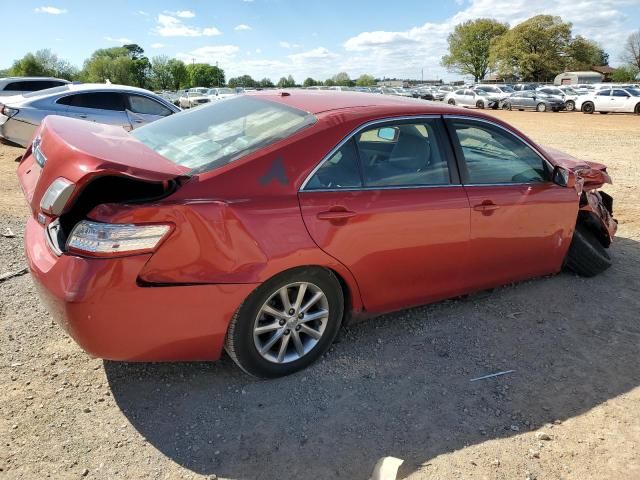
[421,68,424,82]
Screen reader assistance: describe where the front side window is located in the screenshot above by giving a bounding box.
[132,96,316,173]
[612,89,629,97]
[597,89,611,96]
[305,140,362,190]
[451,120,546,184]
[128,95,172,116]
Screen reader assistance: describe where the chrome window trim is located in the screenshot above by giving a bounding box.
[299,113,554,193]
[299,114,446,192]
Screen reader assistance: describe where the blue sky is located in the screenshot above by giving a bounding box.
[2,0,640,82]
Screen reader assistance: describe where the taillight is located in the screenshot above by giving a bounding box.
[66,221,172,257]
[0,104,19,118]
[40,177,75,215]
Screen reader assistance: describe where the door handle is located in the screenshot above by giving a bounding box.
[317,209,356,221]
[473,202,500,212]
[78,114,88,119]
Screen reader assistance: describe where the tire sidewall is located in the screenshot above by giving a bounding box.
[566,100,575,111]
[448,99,456,105]
[583,102,594,114]
[537,103,546,112]
[227,268,344,378]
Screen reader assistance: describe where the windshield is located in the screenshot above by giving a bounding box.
[500,86,514,93]
[217,88,234,94]
[132,96,316,174]
[627,88,640,96]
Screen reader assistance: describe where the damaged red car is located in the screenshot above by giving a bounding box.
[18,92,617,378]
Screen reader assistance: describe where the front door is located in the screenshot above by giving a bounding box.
[446,118,579,291]
[299,118,471,313]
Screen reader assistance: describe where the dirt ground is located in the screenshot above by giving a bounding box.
[1,110,639,480]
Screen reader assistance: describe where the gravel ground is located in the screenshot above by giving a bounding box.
[1,111,639,480]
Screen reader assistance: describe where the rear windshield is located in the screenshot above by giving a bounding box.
[131,96,316,174]
[23,85,71,98]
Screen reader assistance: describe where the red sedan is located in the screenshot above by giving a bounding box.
[18,91,617,377]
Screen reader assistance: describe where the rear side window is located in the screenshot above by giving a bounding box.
[132,96,316,173]
[127,95,172,116]
[3,80,66,91]
[596,90,611,96]
[612,89,629,97]
[57,92,127,111]
[450,120,546,184]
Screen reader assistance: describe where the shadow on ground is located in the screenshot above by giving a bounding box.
[105,236,640,480]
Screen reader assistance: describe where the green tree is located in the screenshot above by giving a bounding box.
[566,36,608,69]
[186,63,225,87]
[611,65,640,82]
[150,55,173,90]
[228,74,257,88]
[167,59,188,90]
[122,44,151,88]
[622,30,640,71]
[10,49,78,80]
[324,78,335,86]
[276,75,295,88]
[441,19,508,82]
[258,77,274,88]
[332,72,351,86]
[303,77,318,87]
[81,47,136,84]
[355,74,376,86]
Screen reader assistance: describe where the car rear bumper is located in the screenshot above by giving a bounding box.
[25,217,257,361]
[0,118,33,147]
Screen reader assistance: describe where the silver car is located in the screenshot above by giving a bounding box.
[444,88,500,109]
[0,83,179,147]
[0,77,70,97]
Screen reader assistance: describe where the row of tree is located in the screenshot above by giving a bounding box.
[442,15,640,82]
[2,44,379,91]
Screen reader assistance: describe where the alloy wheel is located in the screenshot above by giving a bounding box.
[253,282,329,364]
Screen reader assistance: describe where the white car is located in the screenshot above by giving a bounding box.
[445,88,500,109]
[207,87,236,100]
[536,86,580,111]
[576,87,640,114]
[179,87,211,109]
[0,77,70,97]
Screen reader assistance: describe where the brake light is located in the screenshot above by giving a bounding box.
[0,104,19,118]
[40,177,75,215]
[66,221,172,257]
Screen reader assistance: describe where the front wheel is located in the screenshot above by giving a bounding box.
[502,103,511,110]
[448,99,456,105]
[225,267,344,378]
[536,102,547,112]
[565,223,612,277]
[635,103,640,114]
[476,100,485,109]
[565,100,575,111]
[582,102,594,114]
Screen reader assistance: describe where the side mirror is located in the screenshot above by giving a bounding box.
[377,127,399,141]
[552,166,576,188]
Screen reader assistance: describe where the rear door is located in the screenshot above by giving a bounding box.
[593,89,611,111]
[56,92,132,130]
[299,117,471,313]
[445,117,578,290]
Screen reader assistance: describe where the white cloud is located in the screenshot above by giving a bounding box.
[176,45,241,64]
[234,24,252,31]
[164,10,196,18]
[136,10,148,16]
[279,41,301,49]
[151,43,165,49]
[155,14,221,37]
[104,36,133,44]
[34,6,66,14]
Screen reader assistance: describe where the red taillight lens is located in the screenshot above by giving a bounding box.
[0,104,19,118]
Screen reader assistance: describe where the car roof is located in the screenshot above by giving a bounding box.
[246,89,469,116]
[0,76,71,83]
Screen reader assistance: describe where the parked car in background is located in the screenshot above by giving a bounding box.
[327,86,354,92]
[18,91,616,377]
[512,84,538,92]
[208,87,236,100]
[445,89,499,109]
[577,87,640,114]
[474,84,514,100]
[536,86,579,111]
[0,83,179,147]
[157,91,180,106]
[179,87,211,109]
[502,91,565,112]
[0,77,70,97]
[414,87,435,100]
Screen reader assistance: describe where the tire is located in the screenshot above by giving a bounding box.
[536,102,547,112]
[476,100,485,109]
[582,102,594,114]
[224,267,344,378]
[600,111,609,115]
[635,103,640,114]
[565,100,575,112]
[448,99,456,105]
[565,223,612,277]
[502,103,511,110]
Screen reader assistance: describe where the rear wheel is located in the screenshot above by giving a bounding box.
[476,100,485,109]
[448,99,456,105]
[582,102,594,114]
[635,103,640,114]
[502,103,511,110]
[565,223,612,277]
[225,267,344,378]
[536,102,547,112]
[565,100,575,111]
